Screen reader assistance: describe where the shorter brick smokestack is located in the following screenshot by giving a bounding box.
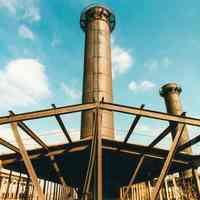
[160,83,192,177]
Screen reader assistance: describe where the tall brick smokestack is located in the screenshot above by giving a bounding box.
[80,5,115,139]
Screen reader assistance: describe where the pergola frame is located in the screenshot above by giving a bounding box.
[0,101,199,200]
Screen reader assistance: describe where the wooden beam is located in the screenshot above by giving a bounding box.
[192,168,200,197]
[100,102,200,127]
[151,123,186,200]
[96,106,103,200]
[10,122,45,200]
[82,110,98,199]
[10,111,69,189]
[10,111,48,149]
[124,104,145,143]
[1,102,200,127]
[0,137,20,153]
[0,138,194,167]
[149,126,171,147]
[52,104,72,143]
[177,134,200,152]
[0,103,96,125]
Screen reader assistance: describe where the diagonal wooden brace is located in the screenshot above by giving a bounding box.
[151,123,186,200]
[10,122,45,200]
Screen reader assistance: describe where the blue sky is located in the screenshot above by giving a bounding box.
[0,0,200,154]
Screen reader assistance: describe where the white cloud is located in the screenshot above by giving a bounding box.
[18,25,35,40]
[0,0,41,22]
[144,57,172,71]
[0,59,51,110]
[0,0,17,14]
[128,80,156,92]
[112,37,134,78]
[61,83,81,101]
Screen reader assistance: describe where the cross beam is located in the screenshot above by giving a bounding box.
[123,104,145,143]
[0,137,20,153]
[10,111,48,149]
[9,112,70,192]
[0,103,96,125]
[0,102,200,128]
[177,134,200,152]
[52,104,72,143]
[101,102,200,127]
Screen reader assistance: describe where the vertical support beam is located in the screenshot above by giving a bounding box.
[81,108,98,199]
[53,183,56,200]
[4,170,12,200]
[15,172,21,199]
[10,122,45,200]
[164,179,170,200]
[95,105,103,200]
[147,181,152,200]
[151,123,186,200]
[192,168,200,197]
[24,175,30,199]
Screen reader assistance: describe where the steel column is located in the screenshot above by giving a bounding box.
[10,122,45,200]
[151,123,186,200]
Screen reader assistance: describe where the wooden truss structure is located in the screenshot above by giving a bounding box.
[0,101,200,199]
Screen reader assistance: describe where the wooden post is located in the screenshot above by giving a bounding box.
[192,168,200,197]
[4,170,12,200]
[10,122,45,200]
[164,178,170,200]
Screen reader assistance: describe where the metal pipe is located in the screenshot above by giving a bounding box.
[80,5,115,139]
